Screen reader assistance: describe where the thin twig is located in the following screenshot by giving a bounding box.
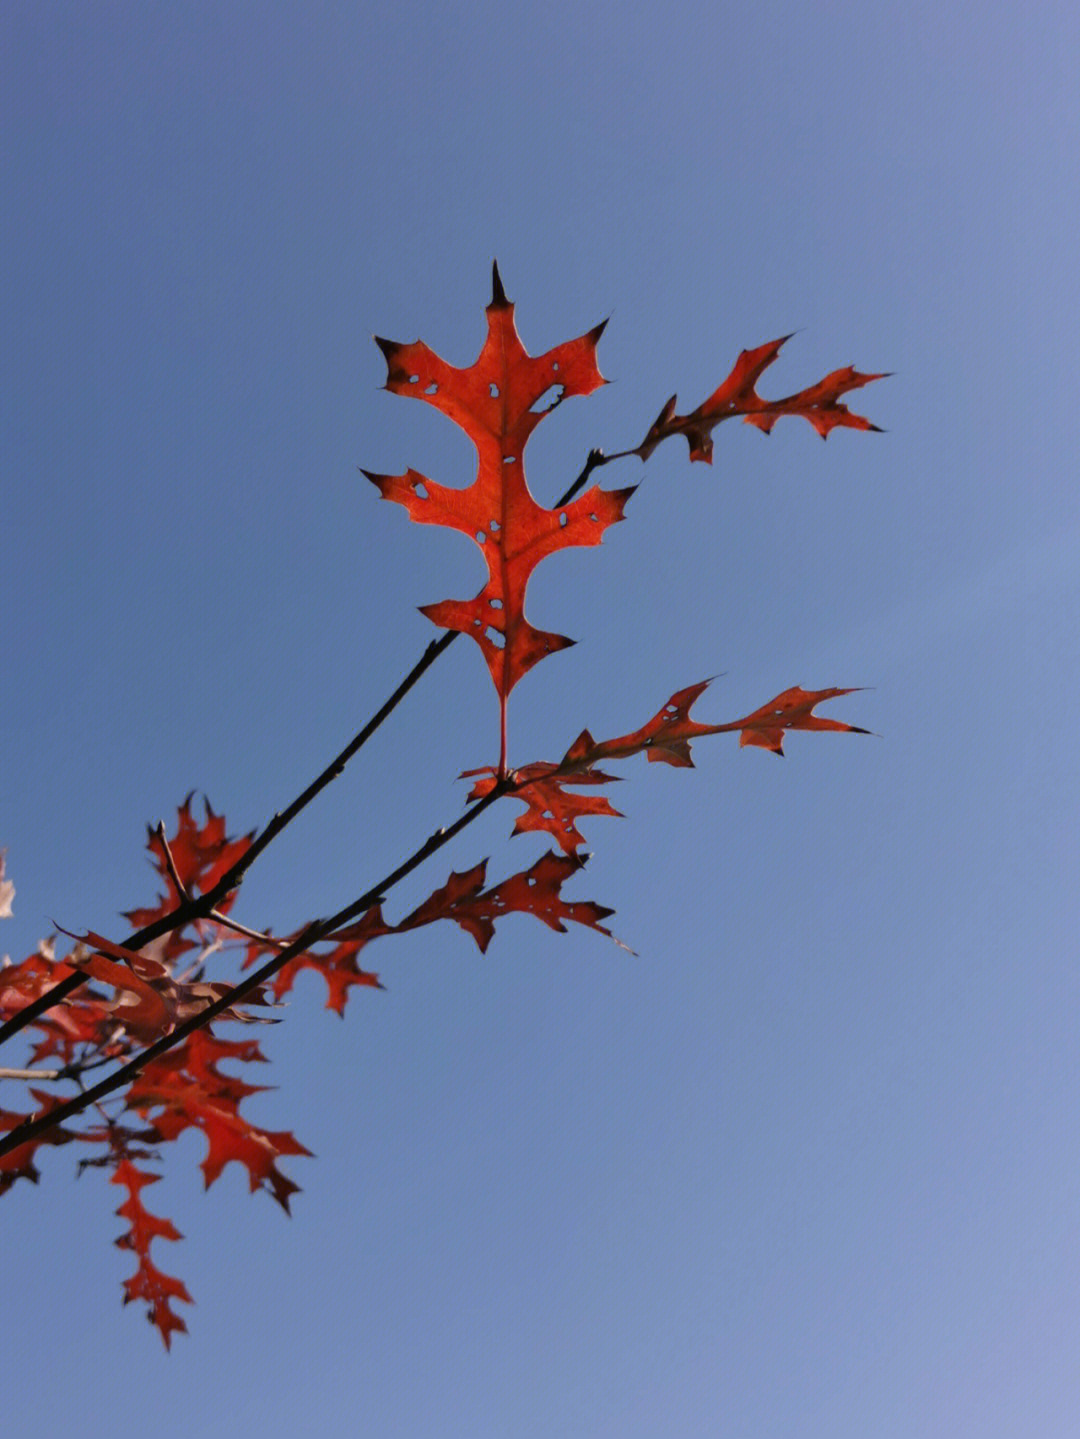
[205,910,289,950]
[154,820,190,902]
[0,777,512,1158]
[0,1066,63,1082]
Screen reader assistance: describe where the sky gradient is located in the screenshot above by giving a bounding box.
[3,4,1079,1436]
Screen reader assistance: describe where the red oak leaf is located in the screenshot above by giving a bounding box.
[464,761,624,856]
[124,795,254,954]
[637,336,886,462]
[367,850,620,952]
[0,1089,78,1194]
[259,849,625,1013]
[112,1159,191,1349]
[367,263,634,769]
[0,948,114,1063]
[724,685,870,755]
[467,682,867,854]
[126,1030,310,1213]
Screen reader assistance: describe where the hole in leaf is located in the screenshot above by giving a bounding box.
[412,480,428,499]
[424,382,438,395]
[530,384,564,414]
[541,810,554,820]
[476,530,486,545]
[488,597,503,610]
[408,375,420,384]
[527,876,537,886]
[489,382,499,398]
[489,518,500,532]
[552,360,560,371]
[503,455,516,465]
[589,512,598,522]
[558,512,568,528]
[485,626,505,649]
[472,618,483,628]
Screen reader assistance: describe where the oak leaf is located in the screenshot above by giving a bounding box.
[124,795,254,960]
[112,1159,191,1349]
[367,264,633,766]
[256,849,623,1013]
[0,1088,78,1194]
[469,682,867,854]
[637,336,886,462]
[126,1030,310,1213]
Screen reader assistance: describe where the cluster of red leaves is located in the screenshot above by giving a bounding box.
[245,848,624,1014]
[0,801,292,1346]
[0,800,630,1344]
[370,267,882,774]
[1,268,881,1348]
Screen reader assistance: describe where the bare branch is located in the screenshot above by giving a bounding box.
[154,820,190,902]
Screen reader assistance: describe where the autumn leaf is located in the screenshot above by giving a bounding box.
[124,795,254,956]
[0,948,115,1063]
[0,849,13,919]
[468,681,868,854]
[126,1030,311,1213]
[637,336,886,462]
[58,928,276,1042]
[367,263,634,769]
[0,1088,79,1194]
[464,760,624,857]
[724,685,870,754]
[257,849,625,1013]
[112,1159,191,1349]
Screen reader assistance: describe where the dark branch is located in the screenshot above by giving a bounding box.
[0,777,512,1158]
[0,448,626,1054]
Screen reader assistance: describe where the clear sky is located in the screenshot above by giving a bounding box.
[3,3,1078,1435]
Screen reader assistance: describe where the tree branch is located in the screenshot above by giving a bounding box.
[0,776,512,1158]
[0,448,625,1054]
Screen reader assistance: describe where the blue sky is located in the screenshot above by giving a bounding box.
[3,2,1078,1435]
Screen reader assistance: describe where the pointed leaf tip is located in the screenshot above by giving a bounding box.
[491,260,508,307]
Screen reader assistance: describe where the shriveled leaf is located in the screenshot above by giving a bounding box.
[58,928,275,1042]
[0,850,13,919]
